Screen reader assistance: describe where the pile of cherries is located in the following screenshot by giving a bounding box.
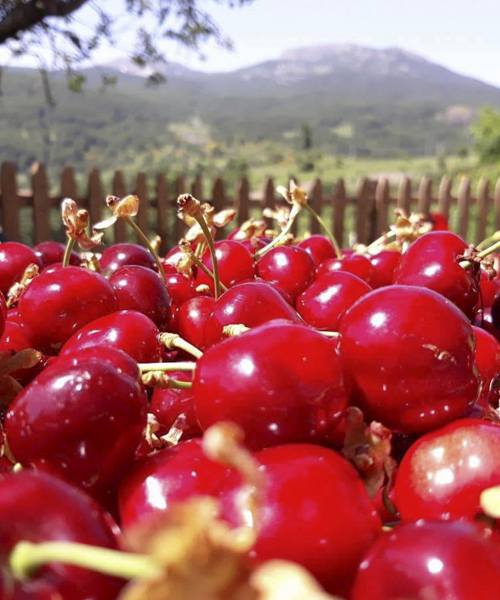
[2,192,500,600]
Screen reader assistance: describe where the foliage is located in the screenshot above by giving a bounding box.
[472,107,500,164]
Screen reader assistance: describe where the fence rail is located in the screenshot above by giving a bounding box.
[2,162,500,250]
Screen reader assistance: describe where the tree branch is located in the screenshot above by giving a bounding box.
[0,0,89,44]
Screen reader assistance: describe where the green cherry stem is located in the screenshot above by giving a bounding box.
[460,239,500,269]
[160,333,203,360]
[123,216,167,283]
[302,203,343,259]
[138,361,197,373]
[62,238,76,268]
[192,213,222,299]
[190,254,228,293]
[254,202,301,259]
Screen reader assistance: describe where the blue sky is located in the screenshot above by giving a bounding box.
[2,0,500,86]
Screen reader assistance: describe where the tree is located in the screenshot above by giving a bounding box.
[0,1,253,91]
[472,107,500,163]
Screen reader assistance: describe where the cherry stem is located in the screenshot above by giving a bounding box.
[460,238,500,269]
[254,202,301,259]
[302,204,343,259]
[192,213,222,299]
[10,541,161,582]
[138,361,197,373]
[366,230,397,252]
[477,232,500,251]
[318,331,341,338]
[123,216,167,283]
[190,254,228,293]
[62,238,76,268]
[169,379,192,389]
[160,333,203,359]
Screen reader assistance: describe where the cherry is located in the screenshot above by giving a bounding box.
[7,307,21,325]
[100,243,156,275]
[0,242,42,295]
[61,310,162,363]
[0,320,46,385]
[34,240,81,269]
[339,286,480,434]
[296,271,371,331]
[194,319,348,449]
[177,296,216,351]
[473,325,500,407]
[52,346,140,382]
[369,250,401,288]
[203,282,303,348]
[18,266,118,355]
[489,289,500,333]
[6,358,147,503]
[462,395,500,423]
[393,231,478,318]
[0,291,6,339]
[236,277,294,305]
[236,237,269,254]
[109,265,171,330]
[297,235,337,265]
[165,272,196,306]
[477,268,500,308]
[196,240,255,291]
[0,471,123,600]
[256,246,315,301]
[317,253,374,285]
[474,307,500,342]
[352,520,500,600]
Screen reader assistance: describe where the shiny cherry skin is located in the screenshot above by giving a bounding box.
[317,253,374,285]
[196,240,255,292]
[34,240,81,269]
[109,266,171,330]
[473,325,500,407]
[0,471,123,600]
[489,290,500,332]
[256,246,315,301]
[6,359,147,502]
[339,286,480,434]
[119,439,229,530]
[394,419,500,522]
[100,243,156,275]
[474,307,500,342]
[296,271,371,331]
[394,231,478,318]
[52,346,140,381]
[18,266,118,355]
[297,235,337,265]
[369,250,401,288]
[477,268,500,308]
[0,242,42,295]
[194,320,348,449]
[165,272,196,306]
[203,282,303,348]
[352,520,500,600]
[177,296,215,351]
[222,444,381,597]
[61,310,162,363]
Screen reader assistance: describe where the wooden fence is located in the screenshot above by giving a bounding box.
[2,162,500,250]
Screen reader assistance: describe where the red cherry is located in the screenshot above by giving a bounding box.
[0,291,6,339]
[53,346,140,381]
[462,395,500,423]
[61,310,162,363]
[177,296,215,351]
[196,240,255,291]
[0,320,46,385]
[0,471,123,600]
[394,231,478,317]
[296,271,371,331]
[203,282,303,348]
[100,243,156,274]
[165,272,196,306]
[352,521,500,600]
[297,235,337,265]
[7,307,21,324]
[394,419,500,522]
[339,286,480,434]
[256,246,315,301]
[34,240,81,269]
[6,359,147,502]
[109,265,171,330]
[473,325,500,406]
[477,268,500,308]
[194,320,348,449]
[236,237,269,254]
[474,307,500,341]
[18,266,118,355]
[430,211,450,230]
[369,250,401,288]
[317,253,374,285]
[0,242,42,295]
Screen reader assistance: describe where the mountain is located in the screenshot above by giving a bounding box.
[1,44,499,178]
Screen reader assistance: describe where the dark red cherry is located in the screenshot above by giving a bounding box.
[18,266,118,355]
[222,444,381,597]
[0,471,123,600]
[194,320,348,449]
[394,419,500,522]
[474,307,500,342]
[352,521,500,600]
[196,240,255,291]
[109,265,171,330]
[339,286,480,434]
[165,272,196,306]
[473,325,500,407]
[462,395,500,423]
[100,243,156,275]
[256,246,315,301]
[0,291,6,339]
[52,346,140,381]
[203,282,303,348]
[297,235,337,265]
[237,237,269,254]
[296,271,371,331]
[177,296,215,351]
[394,231,478,317]
[369,250,401,288]
[477,268,500,308]
[0,242,42,295]
[6,359,147,502]
[0,320,46,385]
[317,253,374,285]
[34,240,81,269]
[7,307,21,324]
[61,310,162,363]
